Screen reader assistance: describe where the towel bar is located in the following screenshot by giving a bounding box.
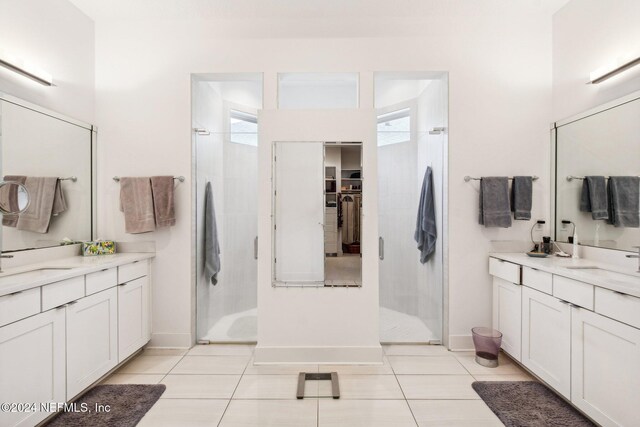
[113,176,185,182]
[566,175,640,181]
[59,176,77,182]
[464,175,539,182]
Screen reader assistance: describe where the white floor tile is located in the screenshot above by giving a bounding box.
[397,375,480,400]
[409,400,502,426]
[187,344,255,356]
[244,359,319,375]
[160,374,241,399]
[384,345,450,356]
[234,374,312,399]
[473,373,535,382]
[455,354,526,375]
[138,398,228,427]
[117,355,183,375]
[388,356,467,375]
[319,399,417,427]
[319,375,404,399]
[101,373,164,385]
[219,399,317,426]
[323,358,394,375]
[170,356,249,375]
[141,348,189,356]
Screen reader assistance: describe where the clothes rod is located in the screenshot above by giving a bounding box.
[59,176,77,182]
[566,175,640,181]
[464,176,539,182]
[113,176,185,182]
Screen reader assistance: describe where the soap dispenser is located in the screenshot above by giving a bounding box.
[572,227,579,259]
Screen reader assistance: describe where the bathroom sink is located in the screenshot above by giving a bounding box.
[0,267,74,285]
[565,266,639,286]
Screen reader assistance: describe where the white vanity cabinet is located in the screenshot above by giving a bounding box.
[118,276,150,362]
[490,254,640,427]
[521,286,571,397]
[490,258,522,360]
[571,308,640,427]
[0,255,152,427]
[0,308,66,427]
[66,287,118,399]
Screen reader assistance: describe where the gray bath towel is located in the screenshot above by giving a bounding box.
[414,167,437,263]
[607,176,639,228]
[150,176,176,228]
[16,177,67,233]
[119,177,156,234]
[204,181,221,285]
[580,176,609,220]
[511,176,532,220]
[1,175,27,227]
[479,177,512,228]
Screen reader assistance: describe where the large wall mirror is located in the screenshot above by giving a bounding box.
[0,95,95,252]
[272,141,362,287]
[554,94,639,251]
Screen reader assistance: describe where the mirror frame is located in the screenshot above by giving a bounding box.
[551,89,640,252]
[0,92,97,253]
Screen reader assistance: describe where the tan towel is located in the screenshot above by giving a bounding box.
[16,177,66,233]
[1,175,27,227]
[150,176,176,228]
[119,177,156,234]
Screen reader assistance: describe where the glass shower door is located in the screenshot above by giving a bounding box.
[196,127,258,343]
[378,114,436,343]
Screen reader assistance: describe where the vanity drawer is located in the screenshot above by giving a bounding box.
[553,276,594,310]
[85,268,118,296]
[0,288,41,327]
[595,287,640,329]
[42,276,85,311]
[489,258,521,284]
[522,267,553,294]
[118,260,148,284]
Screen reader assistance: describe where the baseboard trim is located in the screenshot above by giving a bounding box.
[150,332,192,348]
[448,334,474,351]
[254,345,384,364]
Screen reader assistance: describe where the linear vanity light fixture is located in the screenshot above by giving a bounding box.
[0,50,53,86]
[464,175,539,182]
[112,176,185,183]
[567,175,640,181]
[588,54,640,84]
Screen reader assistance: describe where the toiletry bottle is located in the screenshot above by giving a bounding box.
[572,228,579,259]
[542,237,552,254]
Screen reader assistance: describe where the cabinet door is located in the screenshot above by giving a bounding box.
[118,276,150,362]
[572,308,640,427]
[521,287,571,397]
[0,309,65,427]
[492,277,522,360]
[66,288,118,399]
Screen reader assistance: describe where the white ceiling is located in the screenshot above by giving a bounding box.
[69,0,571,22]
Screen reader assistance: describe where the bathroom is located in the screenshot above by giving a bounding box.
[0,0,639,426]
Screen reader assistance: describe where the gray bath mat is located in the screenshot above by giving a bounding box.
[472,381,596,426]
[45,384,165,427]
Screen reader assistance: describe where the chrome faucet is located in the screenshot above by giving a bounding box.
[0,253,14,273]
[626,246,640,273]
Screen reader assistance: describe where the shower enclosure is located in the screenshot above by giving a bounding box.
[376,73,447,344]
[193,74,262,342]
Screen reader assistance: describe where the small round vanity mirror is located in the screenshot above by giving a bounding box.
[0,181,30,214]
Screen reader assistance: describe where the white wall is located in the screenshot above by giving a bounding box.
[92,2,555,349]
[0,0,94,123]
[552,0,640,120]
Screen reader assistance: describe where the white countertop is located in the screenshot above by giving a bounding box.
[0,253,155,297]
[490,252,640,298]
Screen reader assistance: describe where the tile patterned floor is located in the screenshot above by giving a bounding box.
[102,345,535,426]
